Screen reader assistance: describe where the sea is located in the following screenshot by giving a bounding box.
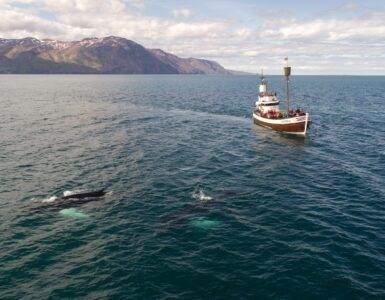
[0,75,384,299]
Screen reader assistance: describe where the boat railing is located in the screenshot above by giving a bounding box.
[259,92,276,97]
[254,107,306,119]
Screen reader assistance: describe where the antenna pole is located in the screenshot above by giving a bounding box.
[283,58,291,113]
[286,74,289,113]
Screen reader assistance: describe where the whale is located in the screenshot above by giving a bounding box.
[158,188,252,230]
[61,190,106,201]
[161,202,210,226]
[30,189,107,211]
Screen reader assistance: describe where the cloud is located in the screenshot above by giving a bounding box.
[234,28,252,39]
[42,0,126,15]
[172,8,192,18]
[129,0,145,8]
[0,4,65,37]
[268,15,385,42]
[165,21,228,38]
[0,0,384,74]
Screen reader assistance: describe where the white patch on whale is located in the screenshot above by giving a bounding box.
[40,189,82,203]
[42,196,58,203]
[63,190,83,197]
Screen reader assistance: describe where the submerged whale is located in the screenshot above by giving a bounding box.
[31,189,107,211]
[159,188,251,230]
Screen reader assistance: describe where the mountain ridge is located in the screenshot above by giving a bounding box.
[0,36,237,75]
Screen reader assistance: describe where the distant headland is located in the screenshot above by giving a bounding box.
[0,36,249,75]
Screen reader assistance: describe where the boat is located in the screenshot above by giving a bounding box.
[252,58,310,136]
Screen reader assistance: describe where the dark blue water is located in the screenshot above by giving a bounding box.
[1,75,384,299]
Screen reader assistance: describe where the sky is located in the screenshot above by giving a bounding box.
[0,0,384,74]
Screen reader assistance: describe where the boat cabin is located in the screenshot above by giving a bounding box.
[255,78,280,114]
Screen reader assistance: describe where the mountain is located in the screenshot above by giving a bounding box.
[0,36,233,74]
[149,49,230,75]
[227,69,255,75]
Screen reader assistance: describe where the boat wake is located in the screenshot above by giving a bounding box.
[126,103,250,125]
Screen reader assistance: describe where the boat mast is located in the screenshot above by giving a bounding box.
[259,68,267,95]
[284,57,291,113]
[260,68,264,84]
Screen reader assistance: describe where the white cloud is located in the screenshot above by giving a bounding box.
[0,0,384,74]
[234,28,252,39]
[270,16,385,42]
[43,0,126,14]
[172,8,192,19]
[165,22,228,38]
[0,5,65,37]
[129,0,145,8]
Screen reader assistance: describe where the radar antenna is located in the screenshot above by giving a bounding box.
[260,68,267,86]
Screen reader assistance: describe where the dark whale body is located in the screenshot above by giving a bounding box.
[61,190,106,200]
[31,190,107,211]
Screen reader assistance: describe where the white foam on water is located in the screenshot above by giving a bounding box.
[59,208,89,219]
[42,196,57,203]
[192,189,213,203]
